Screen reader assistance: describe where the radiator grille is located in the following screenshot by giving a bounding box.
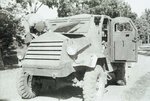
[25,41,63,60]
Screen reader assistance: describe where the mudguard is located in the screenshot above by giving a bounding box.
[73,54,98,68]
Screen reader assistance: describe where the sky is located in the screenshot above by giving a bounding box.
[125,0,150,17]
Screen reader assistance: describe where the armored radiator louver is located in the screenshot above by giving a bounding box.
[25,41,63,60]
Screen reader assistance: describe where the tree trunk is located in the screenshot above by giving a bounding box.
[0,48,4,69]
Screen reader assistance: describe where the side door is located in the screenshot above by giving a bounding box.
[111,17,138,62]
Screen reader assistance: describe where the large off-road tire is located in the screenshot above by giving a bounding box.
[17,70,36,99]
[83,65,106,101]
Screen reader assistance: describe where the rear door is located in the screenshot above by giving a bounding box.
[111,17,138,62]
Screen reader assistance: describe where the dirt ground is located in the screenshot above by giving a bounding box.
[0,55,150,101]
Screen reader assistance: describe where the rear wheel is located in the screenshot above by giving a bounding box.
[83,65,106,101]
[17,70,40,99]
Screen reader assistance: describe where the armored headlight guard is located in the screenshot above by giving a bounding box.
[17,54,23,67]
[66,46,77,56]
[17,55,23,60]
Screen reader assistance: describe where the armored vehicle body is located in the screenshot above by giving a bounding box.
[17,14,138,101]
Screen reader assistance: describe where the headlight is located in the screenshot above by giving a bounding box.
[66,46,77,56]
[17,55,23,60]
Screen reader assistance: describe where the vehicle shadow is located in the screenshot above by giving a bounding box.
[36,72,118,100]
[106,72,118,86]
[0,99,9,101]
[39,86,83,100]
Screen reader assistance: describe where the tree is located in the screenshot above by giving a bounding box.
[57,0,137,20]
[83,0,137,19]
[0,4,25,66]
[16,0,137,20]
[135,9,150,43]
[16,0,58,8]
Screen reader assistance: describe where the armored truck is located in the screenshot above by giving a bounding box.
[17,14,138,101]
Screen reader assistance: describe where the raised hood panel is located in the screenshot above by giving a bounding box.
[32,31,69,42]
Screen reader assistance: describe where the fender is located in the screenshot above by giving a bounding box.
[73,54,98,68]
[67,37,91,56]
[73,53,114,72]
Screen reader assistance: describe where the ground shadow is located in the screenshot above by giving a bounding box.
[0,99,9,101]
[39,86,83,100]
[0,65,19,71]
[106,72,118,86]
[33,72,119,100]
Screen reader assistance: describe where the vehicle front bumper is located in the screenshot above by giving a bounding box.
[23,62,75,78]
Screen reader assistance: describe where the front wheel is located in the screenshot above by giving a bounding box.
[83,65,106,101]
[17,70,40,99]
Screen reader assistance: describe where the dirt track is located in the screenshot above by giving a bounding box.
[0,55,150,101]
